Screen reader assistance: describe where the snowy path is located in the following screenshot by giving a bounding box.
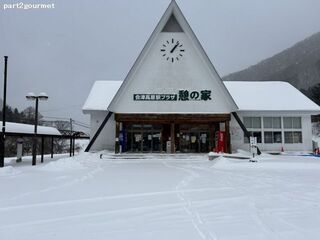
[0,153,320,239]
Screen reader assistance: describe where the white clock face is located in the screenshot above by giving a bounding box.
[160,38,185,63]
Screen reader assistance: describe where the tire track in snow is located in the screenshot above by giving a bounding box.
[0,196,247,230]
[0,201,188,230]
[162,161,218,240]
[0,166,104,204]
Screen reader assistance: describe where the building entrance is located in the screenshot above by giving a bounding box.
[123,123,222,153]
[125,124,162,153]
[116,114,231,154]
[179,124,216,153]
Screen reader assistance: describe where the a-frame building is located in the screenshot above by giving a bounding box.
[83,0,320,153]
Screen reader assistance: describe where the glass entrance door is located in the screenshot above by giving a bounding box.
[179,124,212,153]
[190,132,199,153]
[125,123,216,153]
[199,132,209,153]
[152,132,161,152]
[132,133,142,152]
[142,132,152,152]
[125,124,162,153]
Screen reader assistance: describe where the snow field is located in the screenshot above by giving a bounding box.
[0,152,320,240]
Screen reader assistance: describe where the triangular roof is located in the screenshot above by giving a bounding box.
[108,0,238,112]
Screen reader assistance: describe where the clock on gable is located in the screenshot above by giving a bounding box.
[160,38,185,63]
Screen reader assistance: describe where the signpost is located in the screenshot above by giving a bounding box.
[250,136,258,162]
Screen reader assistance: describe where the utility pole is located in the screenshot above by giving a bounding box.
[0,56,8,168]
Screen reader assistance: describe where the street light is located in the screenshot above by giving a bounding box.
[0,56,8,168]
[26,92,48,166]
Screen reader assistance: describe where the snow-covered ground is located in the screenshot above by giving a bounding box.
[1,152,320,240]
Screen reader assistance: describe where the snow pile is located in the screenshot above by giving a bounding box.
[312,122,320,137]
[0,166,20,176]
[75,139,89,152]
[0,121,61,135]
[312,122,320,147]
[42,156,86,171]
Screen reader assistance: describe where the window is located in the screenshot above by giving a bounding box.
[293,118,302,129]
[244,131,262,143]
[284,131,302,144]
[263,117,282,144]
[283,117,301,129]
[244,116,303,145]
[264,131,282,144]
[283,117,302,144]
[243,117,262,144]
[263,117,272,128]
[243,117,261,129]
[263,117,281,129]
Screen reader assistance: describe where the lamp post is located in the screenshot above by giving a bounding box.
[0,56,8,168]
[26,92,48,166]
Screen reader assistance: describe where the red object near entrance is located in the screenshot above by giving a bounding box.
[215,131,225,153]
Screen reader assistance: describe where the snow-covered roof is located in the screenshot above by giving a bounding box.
[82,80,122,112]
[224,81,320,112]
[0,121,61,136]
[82,80,320,113]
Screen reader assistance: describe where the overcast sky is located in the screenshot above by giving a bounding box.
[1,0,320,129]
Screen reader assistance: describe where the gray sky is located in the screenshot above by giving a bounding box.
[1,0,320,130]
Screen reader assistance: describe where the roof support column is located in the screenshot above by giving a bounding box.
[225,120,231,153]
[41,136,44,163]
[72,137,75,156]
[51,137,54,158]
[115,121,120,154]
[69,136,72,157]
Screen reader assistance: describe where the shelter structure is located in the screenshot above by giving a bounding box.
[1,121,89,163]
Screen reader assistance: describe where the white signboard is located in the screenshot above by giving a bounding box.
[250,137,257,146]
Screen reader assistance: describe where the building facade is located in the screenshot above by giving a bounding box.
[83,1,320,154]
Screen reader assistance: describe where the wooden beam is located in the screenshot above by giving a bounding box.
[115,113,231,123]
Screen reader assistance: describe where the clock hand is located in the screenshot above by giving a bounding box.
[170,42,180,53]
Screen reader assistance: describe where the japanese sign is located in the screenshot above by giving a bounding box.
[133,90,212,101]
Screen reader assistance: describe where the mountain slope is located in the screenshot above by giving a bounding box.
[223,32,320,90]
